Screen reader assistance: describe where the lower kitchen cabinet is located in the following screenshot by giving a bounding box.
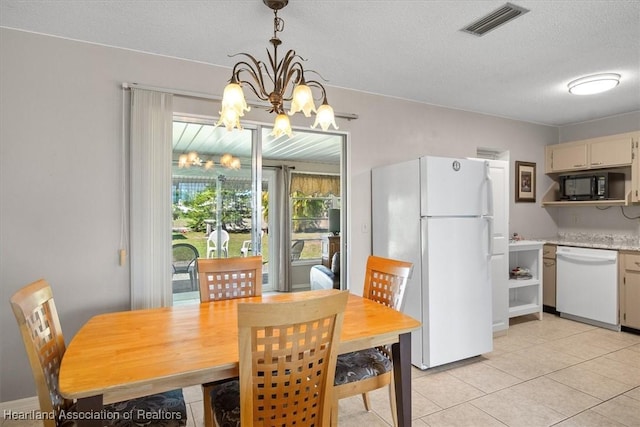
[543,244,557,312]
[508,241,543,319]
[620,251,640,330]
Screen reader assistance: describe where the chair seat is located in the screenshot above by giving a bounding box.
[210,380,241,427]
[64,390,187,427]
[334,348,392,386]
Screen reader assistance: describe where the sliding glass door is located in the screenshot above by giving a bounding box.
[171,118,267,303]
[171,116,344,303]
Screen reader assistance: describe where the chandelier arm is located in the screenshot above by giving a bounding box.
[276,51,307,98]
[280,67,305,101]
[304,79,329,102]
[231,57,271,100]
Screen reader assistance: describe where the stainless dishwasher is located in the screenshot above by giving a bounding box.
[556,246,619,330]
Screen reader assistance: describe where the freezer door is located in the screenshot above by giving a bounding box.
[420,156,487,217]
[421,216,493,368]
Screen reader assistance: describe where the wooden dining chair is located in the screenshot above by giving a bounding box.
[10,279,188,427]
[196,256,263,426]
[209,291,349,427]
[332,255,413,427]
[197,256,263,303]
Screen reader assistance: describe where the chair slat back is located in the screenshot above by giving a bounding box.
[238,291,349,427]
[197,256,263,302]
[10,279,70,427]
[363,255,413,311]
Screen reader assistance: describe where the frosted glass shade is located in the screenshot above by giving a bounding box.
[312,103,338,131]
[218,83,250,131]
[271,114,293,138]
[289,84,316,117]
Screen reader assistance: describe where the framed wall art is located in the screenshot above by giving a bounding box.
[515,161,536,202]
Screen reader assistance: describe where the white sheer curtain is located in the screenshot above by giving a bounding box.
[276,166,293,292]
[130,88,173,309]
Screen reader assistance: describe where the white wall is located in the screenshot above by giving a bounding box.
[0,28,564,401]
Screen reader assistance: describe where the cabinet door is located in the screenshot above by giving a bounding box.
[548,143,588,172]
[623,252,640,329]
[542,257,556,307]
[632,136,640,203]
[623,270,640,329]
[590,136,632,168]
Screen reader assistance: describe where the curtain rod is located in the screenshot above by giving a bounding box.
[122,82,359,121]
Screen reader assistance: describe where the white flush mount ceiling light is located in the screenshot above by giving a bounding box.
[568,73,621,95]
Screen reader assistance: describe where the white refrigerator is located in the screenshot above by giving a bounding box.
[372,156,494,369]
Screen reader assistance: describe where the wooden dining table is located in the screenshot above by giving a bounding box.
[59,289,421,426]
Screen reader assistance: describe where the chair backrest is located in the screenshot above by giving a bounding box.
[237,291,349,426]
[207,229,230,250]
[10,279,70,427]
[363,255,413,311]
[197,256,263,302]
[172,243,199,272]
[291,239,305,261]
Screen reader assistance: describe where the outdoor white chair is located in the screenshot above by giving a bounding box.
[207,229,230,258]
[240,230,264,257]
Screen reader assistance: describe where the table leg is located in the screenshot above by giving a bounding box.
[392,332,411,427]
[74,395,104,427]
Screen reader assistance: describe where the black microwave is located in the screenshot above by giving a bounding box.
[559,172,625,200]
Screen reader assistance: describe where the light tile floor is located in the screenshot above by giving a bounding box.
[181,313,640,427]
[2,313,638,427]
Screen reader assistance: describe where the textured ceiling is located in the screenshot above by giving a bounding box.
[1,0,639,127]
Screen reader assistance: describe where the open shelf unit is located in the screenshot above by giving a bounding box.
[509,241,543,319]
[541,181,631,207]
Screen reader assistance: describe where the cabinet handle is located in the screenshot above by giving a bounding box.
[635,262,640,267]
[544,261,555,267]
[591,162,603,165]
[573,164,585,168]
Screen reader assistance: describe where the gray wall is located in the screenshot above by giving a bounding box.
[1,28,563,401]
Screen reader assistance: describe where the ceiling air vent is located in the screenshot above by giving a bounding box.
[461,3,529,36]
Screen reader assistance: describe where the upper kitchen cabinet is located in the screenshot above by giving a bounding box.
[545,143,588,173]
[590,134,634,168]
[543,131,640,207]
[545,131,636,174]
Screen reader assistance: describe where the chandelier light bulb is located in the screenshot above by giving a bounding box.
[221,83,250,115]
[289,84,316,117]
[187,152,200,164]
[230,157,241,170]
[312,103,338,131]
[220,153,233,167]
[178,154,188,168]
[204,160,214,170]
[217,106,242,131]
[271,113,293,138]
[568,73,621,95]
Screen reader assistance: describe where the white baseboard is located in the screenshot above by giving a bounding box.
[0,396,39,413]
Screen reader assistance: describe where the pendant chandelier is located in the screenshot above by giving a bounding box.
[217,0,338,137]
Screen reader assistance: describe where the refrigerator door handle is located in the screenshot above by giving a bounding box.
[485,216,494,257]
[485,162,494,217]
